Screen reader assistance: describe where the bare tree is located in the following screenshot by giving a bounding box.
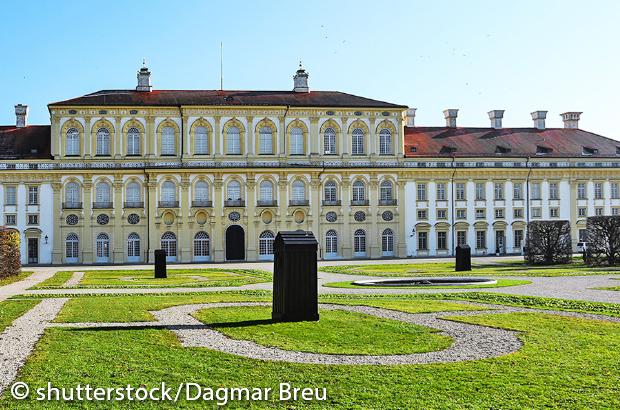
[524,220,572,265]
[585,216,620,266]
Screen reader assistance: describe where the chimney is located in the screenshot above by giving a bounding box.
[15,104,28,128]
[136,61,152,92]
[406,108,417,127]
[531,111,547,130]
[293,62,309,93]
[488,110,505,129]
[443,109,458,128]
[560,112,582,129]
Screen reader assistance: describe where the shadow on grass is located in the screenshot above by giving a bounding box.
[65,319,275,332]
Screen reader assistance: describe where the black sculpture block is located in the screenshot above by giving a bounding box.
[455,244,472,271]
[272,230,319,322]
[154,249,167,278]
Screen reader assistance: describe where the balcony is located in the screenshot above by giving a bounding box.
[158,200,179,208]
[257,200,277,207]
[192,200,213,208]
[224,199,245,207]
[322,200,341,206]
[62,202,82,209]
[124,201,144,209]
[379,199,397,206]
[289,199,309,206]
[93,201,113,209]
[351,200,370,206]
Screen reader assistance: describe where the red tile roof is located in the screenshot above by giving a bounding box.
[49,90,407,109]
[405,126,620,158]
[0,126,51,159]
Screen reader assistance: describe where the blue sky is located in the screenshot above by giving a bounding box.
[1,0,619,138]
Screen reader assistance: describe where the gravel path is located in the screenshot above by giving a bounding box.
[0,298,68,395]
[62,271,84,288]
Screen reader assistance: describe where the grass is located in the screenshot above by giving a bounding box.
[31,268,271,289]
[320,260,620,277]
[323,278,531,289]
[193,305,451,355]
[596,286,620,291]
[0,299,39,332]
[5,296,620,408]
[0,271,34,287]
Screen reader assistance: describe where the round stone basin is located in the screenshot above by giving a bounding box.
[352,277,497,287]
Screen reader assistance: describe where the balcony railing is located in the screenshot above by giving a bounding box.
[62,202,82,209]
[289,199,309,206]
[379,199,397,206]
[192,200,213,208]
[257,200,277,207]
[93,201,113,209]
[224,199,245,207]
[351,200,370,206]
[158,200,179,208]
[322,200,341,206]
[124,201,144,208]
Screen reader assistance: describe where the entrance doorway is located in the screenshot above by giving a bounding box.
[225,225,245,260]
[495,230,505,255]
[27,238,39,264]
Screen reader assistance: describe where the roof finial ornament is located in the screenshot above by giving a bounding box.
[142,58,147,68]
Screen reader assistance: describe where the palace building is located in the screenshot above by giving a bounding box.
[1,65,619,265]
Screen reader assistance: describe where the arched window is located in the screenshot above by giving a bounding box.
[292,180,306,201]
[379,128,392,155]
[259,180,273,202]
[126,182,141,204]
[259,231,275,256]
[96,233,110,260]
[65,182,80,206]
[290,127,304,155]
[324,127,336,155]
[227,126,241,154]
[194,231,210,258]
[352,128,365,155]
[324,180,337,203]
[161,232,177,259]
[95,182,111,205]
[382,228,394,254]
[127,127,141,156]
[65,233,79,261]
[161,126,175,155]
[227,180,241,200]
[161,181,176,203]
[259,126,273,154]
[352,180,366,202]
[195,126,208,155]
[325,230,338,255]
[96,128,110,156]
[66,128,80,156]
[127,233,140,258]
[354,229,366,255]
[195,181,209,202]
[380,181,393,202]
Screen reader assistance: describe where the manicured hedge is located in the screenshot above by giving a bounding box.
[0,228,21,279]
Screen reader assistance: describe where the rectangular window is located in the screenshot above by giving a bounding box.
[437,232,447,250]
[437,209,447,219]
[475,182,485,200]
[577,183,586,200]
[578,207,587,217]
[259,129,273,154]
[456,231,467,246]
[531,183,541,200]
[579,229,587,243]
[613,207,620,216]
[436,183,446,201]
[549,183,558,200]
[27,214,39,225]
[514,230,524,249]
[612,183,619,199]
[513,182,522,200]
[550,208,559,218]
[456,209,467,219]
[5,214,16,225]
[513,208,524,219]
[417,183,427,201]
[495,208,504,219]
[455,183,465,200]
[5,186,17,205]
[494,183,504,200]
[476,231,486,249]
[417,232,428,251]
[475,209,485,219]
[595,207,604,216]
[532,207,542,218]
[595,182,603,199]
[417,209,427,220]
[28,186,39,205]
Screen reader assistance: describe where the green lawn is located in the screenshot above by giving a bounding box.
[323,278,530,289]
[0,271,34,287]
[0,299,39,332]
[32,268,271,289]
[5,295,620,408]
[193,305,451,355]
[320,260,620,277]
